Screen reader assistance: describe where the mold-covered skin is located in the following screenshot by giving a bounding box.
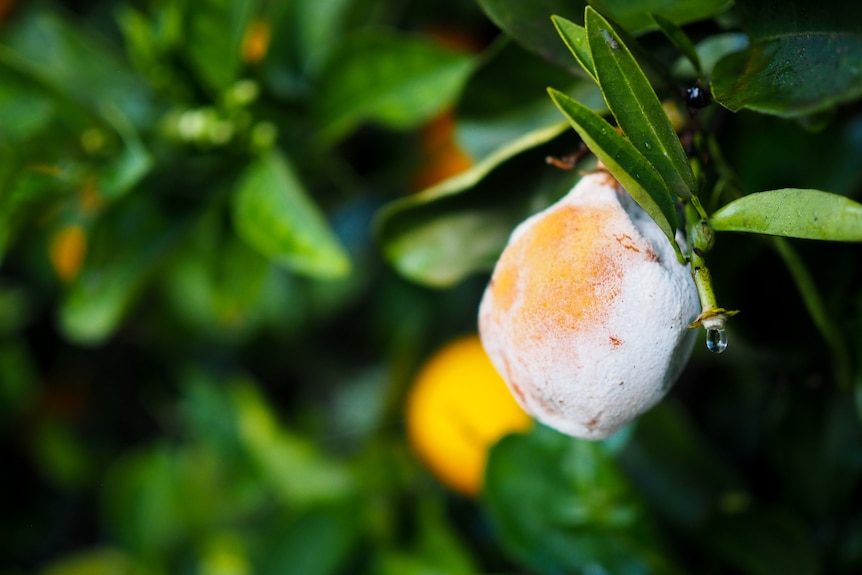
[478,171,700,440]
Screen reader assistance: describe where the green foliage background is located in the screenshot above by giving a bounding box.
[1,0,862,573]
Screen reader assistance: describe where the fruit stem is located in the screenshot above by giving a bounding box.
[685,201,738,330]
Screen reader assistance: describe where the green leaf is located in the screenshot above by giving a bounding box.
[0,11,154,127]
[586,7,695,198]
[40,549,148,575]
[315,31,476,144]
[618,402,748,530]
[59,198,181,345]
[551,16,596,81]
[184,0,255,93]
[254,505,358,575]
[476,0,588,72]
[232,151,350,279]
[484,426,680,574]
[455,38,605,161]
[711,33,862,117]
[376,122,576,287]
[651,13,702,75]
[709,189,862,241]
[590,0,732,33]
[704,509,820,575]
[547,88,680,250]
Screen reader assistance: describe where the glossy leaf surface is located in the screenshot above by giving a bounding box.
[710,189,862,241]
[712,34,862,117]
[551,16,596,81]
[586,7,695,198]
[232,151,351,278]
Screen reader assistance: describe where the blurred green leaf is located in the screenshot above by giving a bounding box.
[165,212,278,340]
[709,189,862,241]
[551,15,596,81]
[0,11,154,126]
[103,447,186,555]
[484,426,679,574]
[476,0,587,72]
[255,505,358,575]
[232,150,350,279]
[59,198,182,344]
[651,13,702,75]
[0,343,36,424]
[315,31,476,144]
[232,382,354,505]
[547,89,680,250]
[0,69,54,142]
[590,0,732,33]
[98,106,152,199]
[455,38,604,161]
[40,549,149,575]
[184,0,255,93]
[477,0,730,69]
[618,402,749,530]
[586,7,695,198]
[33,421,92,489]
[703,509,820,575]
[377,497,478,575]
[671,32,749,78]
[377,122,576,287]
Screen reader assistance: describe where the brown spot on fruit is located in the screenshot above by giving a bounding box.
[609,336,622,348]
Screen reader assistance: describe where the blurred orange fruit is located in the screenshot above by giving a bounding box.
[49,225,86,282]
[405,335,532,496]
[411,109,473,192]
[242,18,270,64]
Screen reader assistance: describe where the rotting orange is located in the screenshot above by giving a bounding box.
[405,335,532,496]
[479,170,700,440]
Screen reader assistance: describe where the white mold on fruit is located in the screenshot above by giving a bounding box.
[478,171,700,440]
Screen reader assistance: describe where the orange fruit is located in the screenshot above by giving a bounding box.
[405,335,532,496]
[479,171,700,439]
[49,225,87,282]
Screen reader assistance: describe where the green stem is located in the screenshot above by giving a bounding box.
[771,237,852,389]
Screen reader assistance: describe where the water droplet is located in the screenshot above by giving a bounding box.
[644,142,652,150]
[705,328,727,354]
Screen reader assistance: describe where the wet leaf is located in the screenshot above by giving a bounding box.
[709,189,862,241]
[232,151,350,278]
[711,33,862,117]
[548,88,680,250]
[586,7,695,198]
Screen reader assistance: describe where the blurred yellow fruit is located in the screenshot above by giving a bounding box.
[479,171,700,440]
[49,225,87,282]
[406,335,532,496]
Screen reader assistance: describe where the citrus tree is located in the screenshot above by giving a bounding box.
[1,0,862,574]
